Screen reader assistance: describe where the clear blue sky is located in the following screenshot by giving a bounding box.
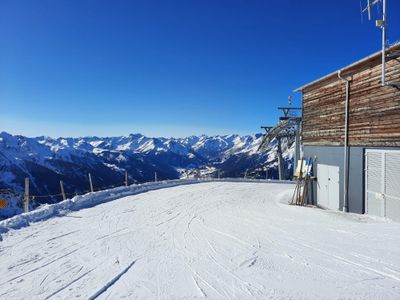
[1,0,399,138]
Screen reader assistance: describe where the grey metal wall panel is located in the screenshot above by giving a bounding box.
[303,145,364,214]
[348,147,364,213]
[304,145,400,217]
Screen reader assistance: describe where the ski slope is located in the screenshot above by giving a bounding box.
[1,181,400,299]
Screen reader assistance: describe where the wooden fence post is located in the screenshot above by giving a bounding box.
[60,180,66,200]
[88,173,94,193]
[125,171,128,187]
[154,172,158,182]
[24,177,29,213]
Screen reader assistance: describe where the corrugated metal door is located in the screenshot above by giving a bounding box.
[317,164,340,210]
[365,151,385,217]
[365,150,400,221]
[384,151,400,221]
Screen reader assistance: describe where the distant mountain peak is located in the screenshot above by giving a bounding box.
[0,131,294,219]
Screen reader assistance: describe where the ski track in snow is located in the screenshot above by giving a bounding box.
[0,182,400,299]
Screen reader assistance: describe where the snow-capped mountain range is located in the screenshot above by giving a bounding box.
[0,131,293,212]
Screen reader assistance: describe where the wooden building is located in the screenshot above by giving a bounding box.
[295,43,400,221]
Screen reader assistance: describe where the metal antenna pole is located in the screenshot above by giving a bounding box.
[362,0,387,86]
[381,0,386,86]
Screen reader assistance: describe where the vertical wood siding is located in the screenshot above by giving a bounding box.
[302,56,400,146]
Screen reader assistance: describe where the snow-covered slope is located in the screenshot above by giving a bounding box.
[0,181,399,299]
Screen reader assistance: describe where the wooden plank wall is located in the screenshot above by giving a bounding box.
[302,57,400,146]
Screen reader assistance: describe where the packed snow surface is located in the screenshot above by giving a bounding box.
[0,182,400,299]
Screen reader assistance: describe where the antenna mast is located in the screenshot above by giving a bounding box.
[361,0,387,86]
